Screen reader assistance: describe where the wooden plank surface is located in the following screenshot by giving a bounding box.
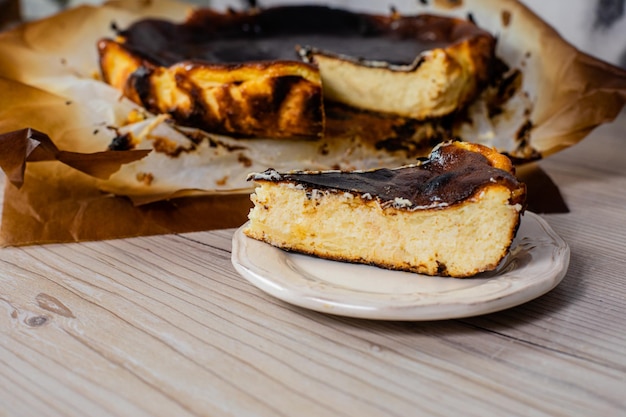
[2,113,626,416]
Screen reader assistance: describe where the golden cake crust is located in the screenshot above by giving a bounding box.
[98,38,324,139]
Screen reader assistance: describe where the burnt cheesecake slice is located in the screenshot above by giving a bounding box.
[244,141,526,278]
[98,5,495,140]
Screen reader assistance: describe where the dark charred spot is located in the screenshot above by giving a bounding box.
[497,69,522,100]
[375,137,407,152]
[270,76,300,112]
[392,119,420,139]
[204,135,247,151]
[374,118,451,158]
[325,104,353,121]
[502,120,541,164]
[152,137,194,157]
[108,132,134,151]
[484,68,523,118]
[303,90,324,135]
[238,153,253,167]
[516,120,533,143]
[182,128,207,145]
[488,57,510,86]
[179,77,216,132]
[374,136,441,158]
[128,66,154,108]
[424,172,454,194]
[318,142,330,156]
[246,93,274,119]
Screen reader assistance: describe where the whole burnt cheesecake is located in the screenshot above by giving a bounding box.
[244,141,526,278]
[98,5,496,139]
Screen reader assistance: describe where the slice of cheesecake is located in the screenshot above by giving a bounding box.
[244,141,526,278]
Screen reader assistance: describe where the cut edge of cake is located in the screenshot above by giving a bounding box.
[243,141,526,278]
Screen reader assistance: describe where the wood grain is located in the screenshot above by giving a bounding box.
[1,115,626,416]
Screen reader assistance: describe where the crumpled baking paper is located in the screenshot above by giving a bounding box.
[0,0,623,245]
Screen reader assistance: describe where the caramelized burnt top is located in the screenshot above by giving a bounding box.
[249,142,525,210]
[116,5,493,67]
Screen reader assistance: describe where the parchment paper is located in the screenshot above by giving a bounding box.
[0,76,250,246]
[0,0,623,245]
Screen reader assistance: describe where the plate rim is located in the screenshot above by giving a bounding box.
[230,212,570,320]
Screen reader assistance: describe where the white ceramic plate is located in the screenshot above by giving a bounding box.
[231,212,570,320]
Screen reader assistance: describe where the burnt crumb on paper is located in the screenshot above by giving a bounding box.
[180,128,247,152]
[515,120,535,151]
[136,172,154,185]
[374,120,450,158]
[501,10,512,27]
[238,153,253,167]
[489,69,523,118]
[151,136,199,157]
[216,175,229,186]
[108,132,134,151]
[318,142,330,156]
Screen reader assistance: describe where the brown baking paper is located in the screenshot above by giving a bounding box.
[0,77,250,246]
[0,128,151,187]
[0,0,622,245]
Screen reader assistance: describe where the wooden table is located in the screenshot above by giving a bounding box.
[1,111,625,416]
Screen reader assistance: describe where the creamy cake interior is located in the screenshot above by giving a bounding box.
[244,141,526,278]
